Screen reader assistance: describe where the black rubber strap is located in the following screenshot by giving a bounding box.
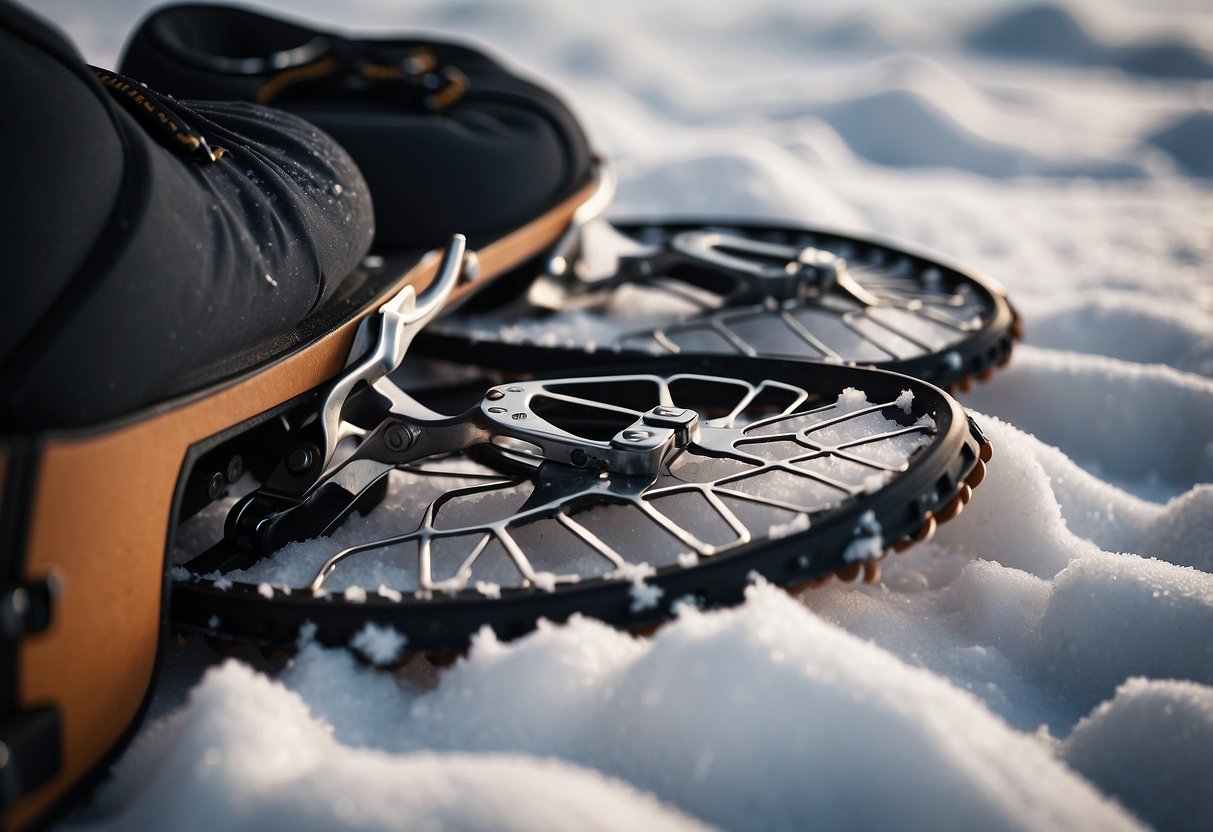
[254,41,468,112]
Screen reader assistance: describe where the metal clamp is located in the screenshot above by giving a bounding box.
[625,229,883,307]
[316,234,468,477]
[477,384,699,477]
[666,231,844,300]
[544,158,618,279]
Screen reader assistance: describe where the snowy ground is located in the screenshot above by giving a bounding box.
[40,0,1213,830]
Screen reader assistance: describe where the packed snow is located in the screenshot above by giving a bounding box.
[39,0,1213,830]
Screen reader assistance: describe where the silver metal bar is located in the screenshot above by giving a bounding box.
[317,234,467,472]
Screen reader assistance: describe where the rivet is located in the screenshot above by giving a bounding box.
[206,472,225,500]
[385,424,414,452]
[286,447,314,474]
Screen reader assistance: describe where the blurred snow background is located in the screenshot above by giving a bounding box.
[33,0,1213,829]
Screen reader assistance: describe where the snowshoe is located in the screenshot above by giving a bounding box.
[426,166,1021,392]
[108,4,1000,656]
[170,237,991,661]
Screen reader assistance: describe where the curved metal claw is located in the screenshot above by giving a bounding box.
[545,158,617,279]
[527,161,618,309]
[317,234,467,473]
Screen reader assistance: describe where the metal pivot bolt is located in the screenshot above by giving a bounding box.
[206,472,225,500]
[385,424,415,452]
[460,251,480,284]
[286,446,315,474]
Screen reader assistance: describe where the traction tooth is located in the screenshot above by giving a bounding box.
[836,563,863,583]
[863,560,881,584]
[966,459,987,488]
[979,440,994,463]
[174,629,192,648]
[958,483,973,506]
[204,635,241,656]
[913,514,937,543]
[427,649,467,667]
[936,493,965,523]
[958,377,973,394]
[978,367,994,382]
[630,621,664,639]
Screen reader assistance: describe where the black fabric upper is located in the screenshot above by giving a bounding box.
[118,3,594,251]
[0,2,375,429]
[0,2,594,431]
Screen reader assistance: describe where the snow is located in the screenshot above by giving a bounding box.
[1060,679,1213,832]
[841,510,884,563]
[76,657,709,832]
[40,0,1213,830]
[348,623,408,667]
[628,579,664,613]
